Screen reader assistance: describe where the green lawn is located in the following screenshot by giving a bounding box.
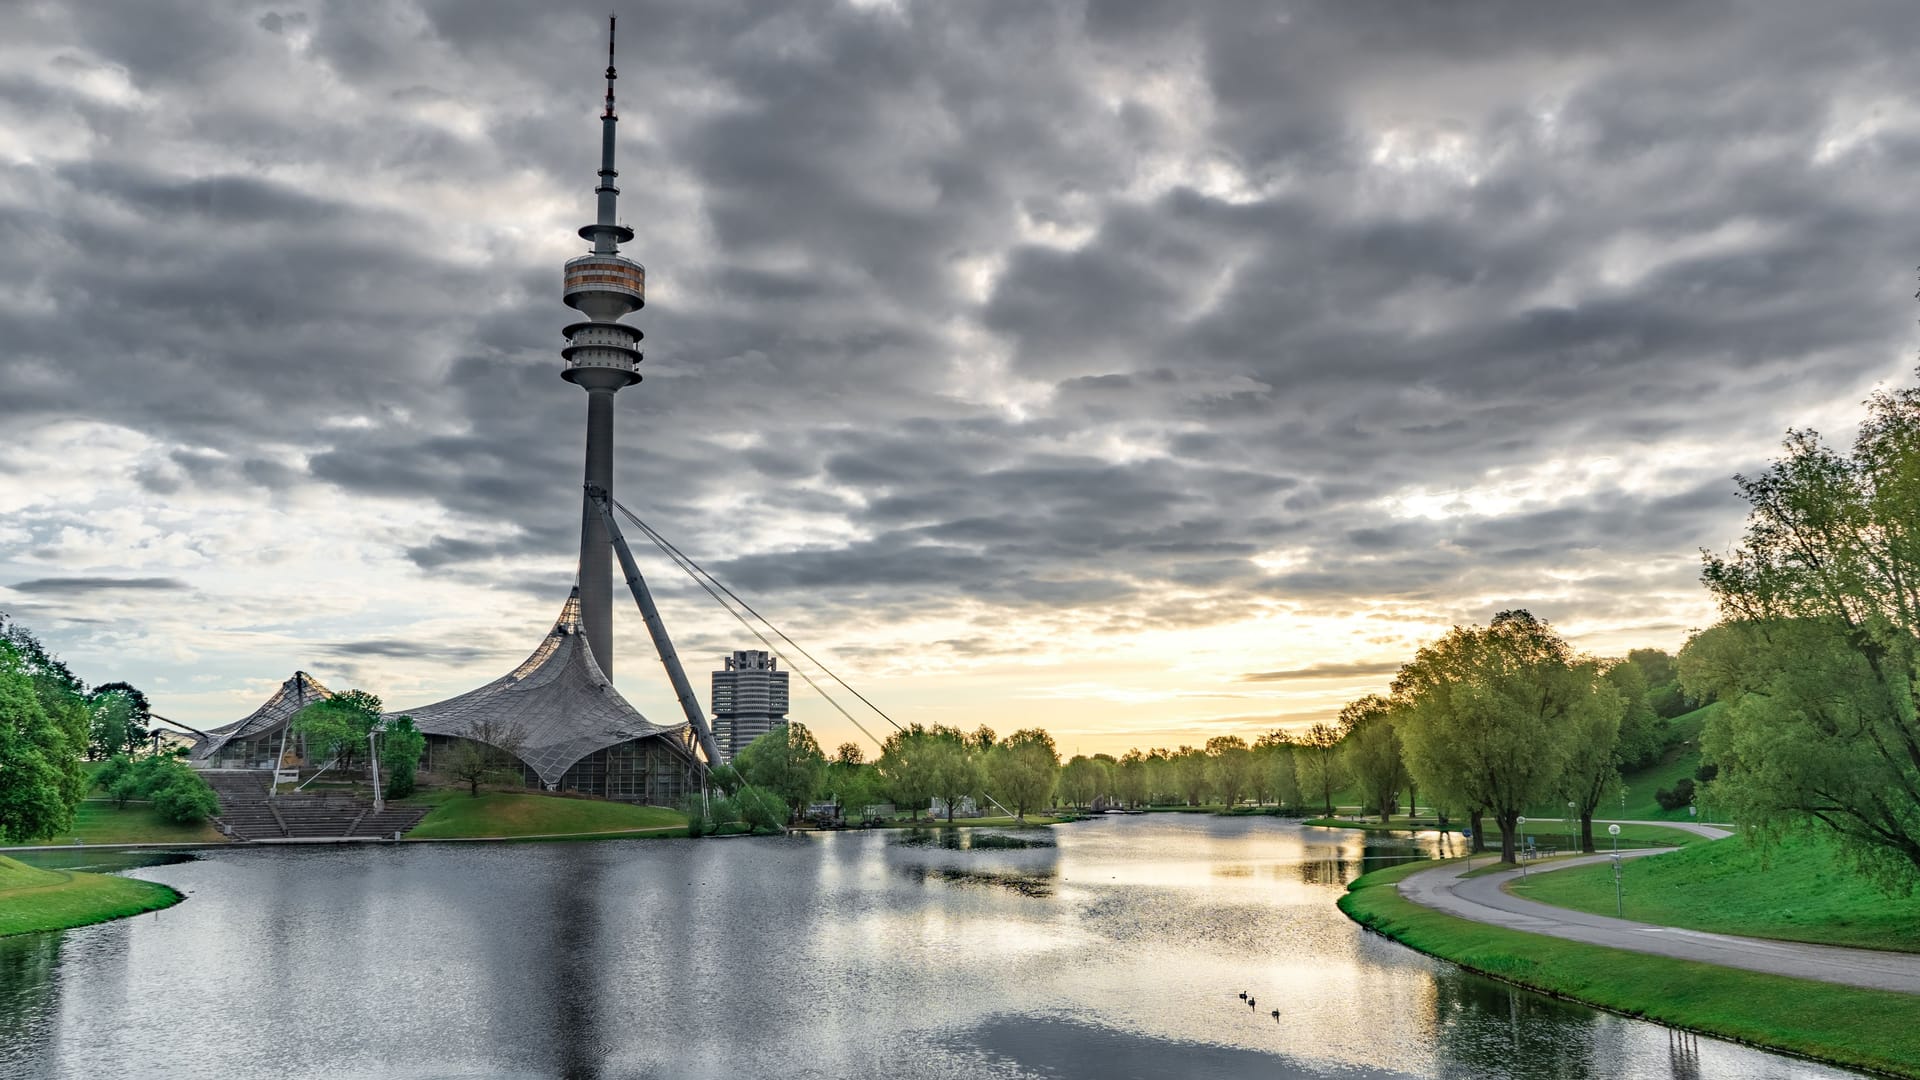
[1305,817,1707,850]
[1340,857,1920,1078]
[406,792,688,840]
[24,801,228,847]
[1514,831,1920,954]
[0,855,181,937]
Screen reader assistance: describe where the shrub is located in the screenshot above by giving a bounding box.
[736,786,786,833]
[95,754,221,824]
[151,773,220,824]
[1655,777,1696,811]
[94,754,135,805]
[1695,762,1719,783]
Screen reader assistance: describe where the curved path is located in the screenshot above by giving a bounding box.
[1397,831,1920,994]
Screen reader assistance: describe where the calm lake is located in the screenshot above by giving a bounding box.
[0,815,1865,1079]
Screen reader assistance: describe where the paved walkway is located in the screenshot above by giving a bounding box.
[1396,841,1920,993]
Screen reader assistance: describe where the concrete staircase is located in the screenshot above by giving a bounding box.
[202,770,429,841]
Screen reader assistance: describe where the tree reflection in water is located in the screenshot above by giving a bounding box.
[0,933,59,1055]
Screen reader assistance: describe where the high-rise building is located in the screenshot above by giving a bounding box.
[562,16,645,679]
[711,650,790,761]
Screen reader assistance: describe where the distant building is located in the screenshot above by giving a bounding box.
[711,650,790,761]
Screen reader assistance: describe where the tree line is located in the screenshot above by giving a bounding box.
[1333,612,1691,863]
[702,665,1695,843]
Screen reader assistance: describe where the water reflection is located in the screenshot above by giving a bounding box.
[0,819,1871,1080]
[0,933,59,1055]
[543,854,607,1080]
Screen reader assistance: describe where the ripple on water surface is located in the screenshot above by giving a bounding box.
[0,817,1870,1079]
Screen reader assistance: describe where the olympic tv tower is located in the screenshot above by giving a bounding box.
[561,16,643,678]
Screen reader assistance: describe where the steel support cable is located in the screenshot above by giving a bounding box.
[607,499,892,752]
[610,498,907,735]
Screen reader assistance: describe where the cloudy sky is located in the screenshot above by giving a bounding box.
[3,0,1918,755]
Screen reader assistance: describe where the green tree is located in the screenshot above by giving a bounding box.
[0,641,77,842]
[1340,696,1406,824]
[735,722,828,821]
[1171,745,1209,806]
[88,682,150,760]
[1626,647,1690,718]
[382,716,426,800]
[0,618,89,818]
[1604,658,1664,770]
[924,726,983,821]
[1114,749,1150,808]
[1254,731,1299,809]
[1205,735,1255,807]
[1294,722,1345,816]
[1561,666,1624,852]
[988,728,1058,821]
[876,724,938,820]
[733,785,789,833]
[1688,379,1920,889]
[1059,755,1100,808]
[1394,610,1592,863]
[292,689,384,773]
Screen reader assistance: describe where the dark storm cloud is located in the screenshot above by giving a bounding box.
[10,577,192,594]
[5,0,1918,655]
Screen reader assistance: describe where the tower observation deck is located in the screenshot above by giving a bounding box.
[564,15,643,678]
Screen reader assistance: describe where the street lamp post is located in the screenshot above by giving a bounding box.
[1567,800,1576,853]
[1517,816,1528,879]
[1608,823,1622,916]
[368,722,386,814]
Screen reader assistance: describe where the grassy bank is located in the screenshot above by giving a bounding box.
[1339,858,1920,1077]
[1516,831,1920,954]
[0,855,182,937]
[407,792,687,840]
[26,801,228,847]
[1304,817,1709,849]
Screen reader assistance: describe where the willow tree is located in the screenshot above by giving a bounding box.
[1395,611,1611,863]
[1205,735,1256,807]
[1293,722,1345,816]
[1691,379,1920,890]
[1562,666,1624,852]
[988,728,1059,821]
[1340,695,1405,824]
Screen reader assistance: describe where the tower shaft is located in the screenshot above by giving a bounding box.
[578,384,618,676]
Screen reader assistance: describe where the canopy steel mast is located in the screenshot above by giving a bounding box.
[587,484,724,766]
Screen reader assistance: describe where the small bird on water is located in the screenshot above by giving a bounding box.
[1238,991,1248,1000]
[1271,1010,1280,1020]
[1247,998,1256,1008]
